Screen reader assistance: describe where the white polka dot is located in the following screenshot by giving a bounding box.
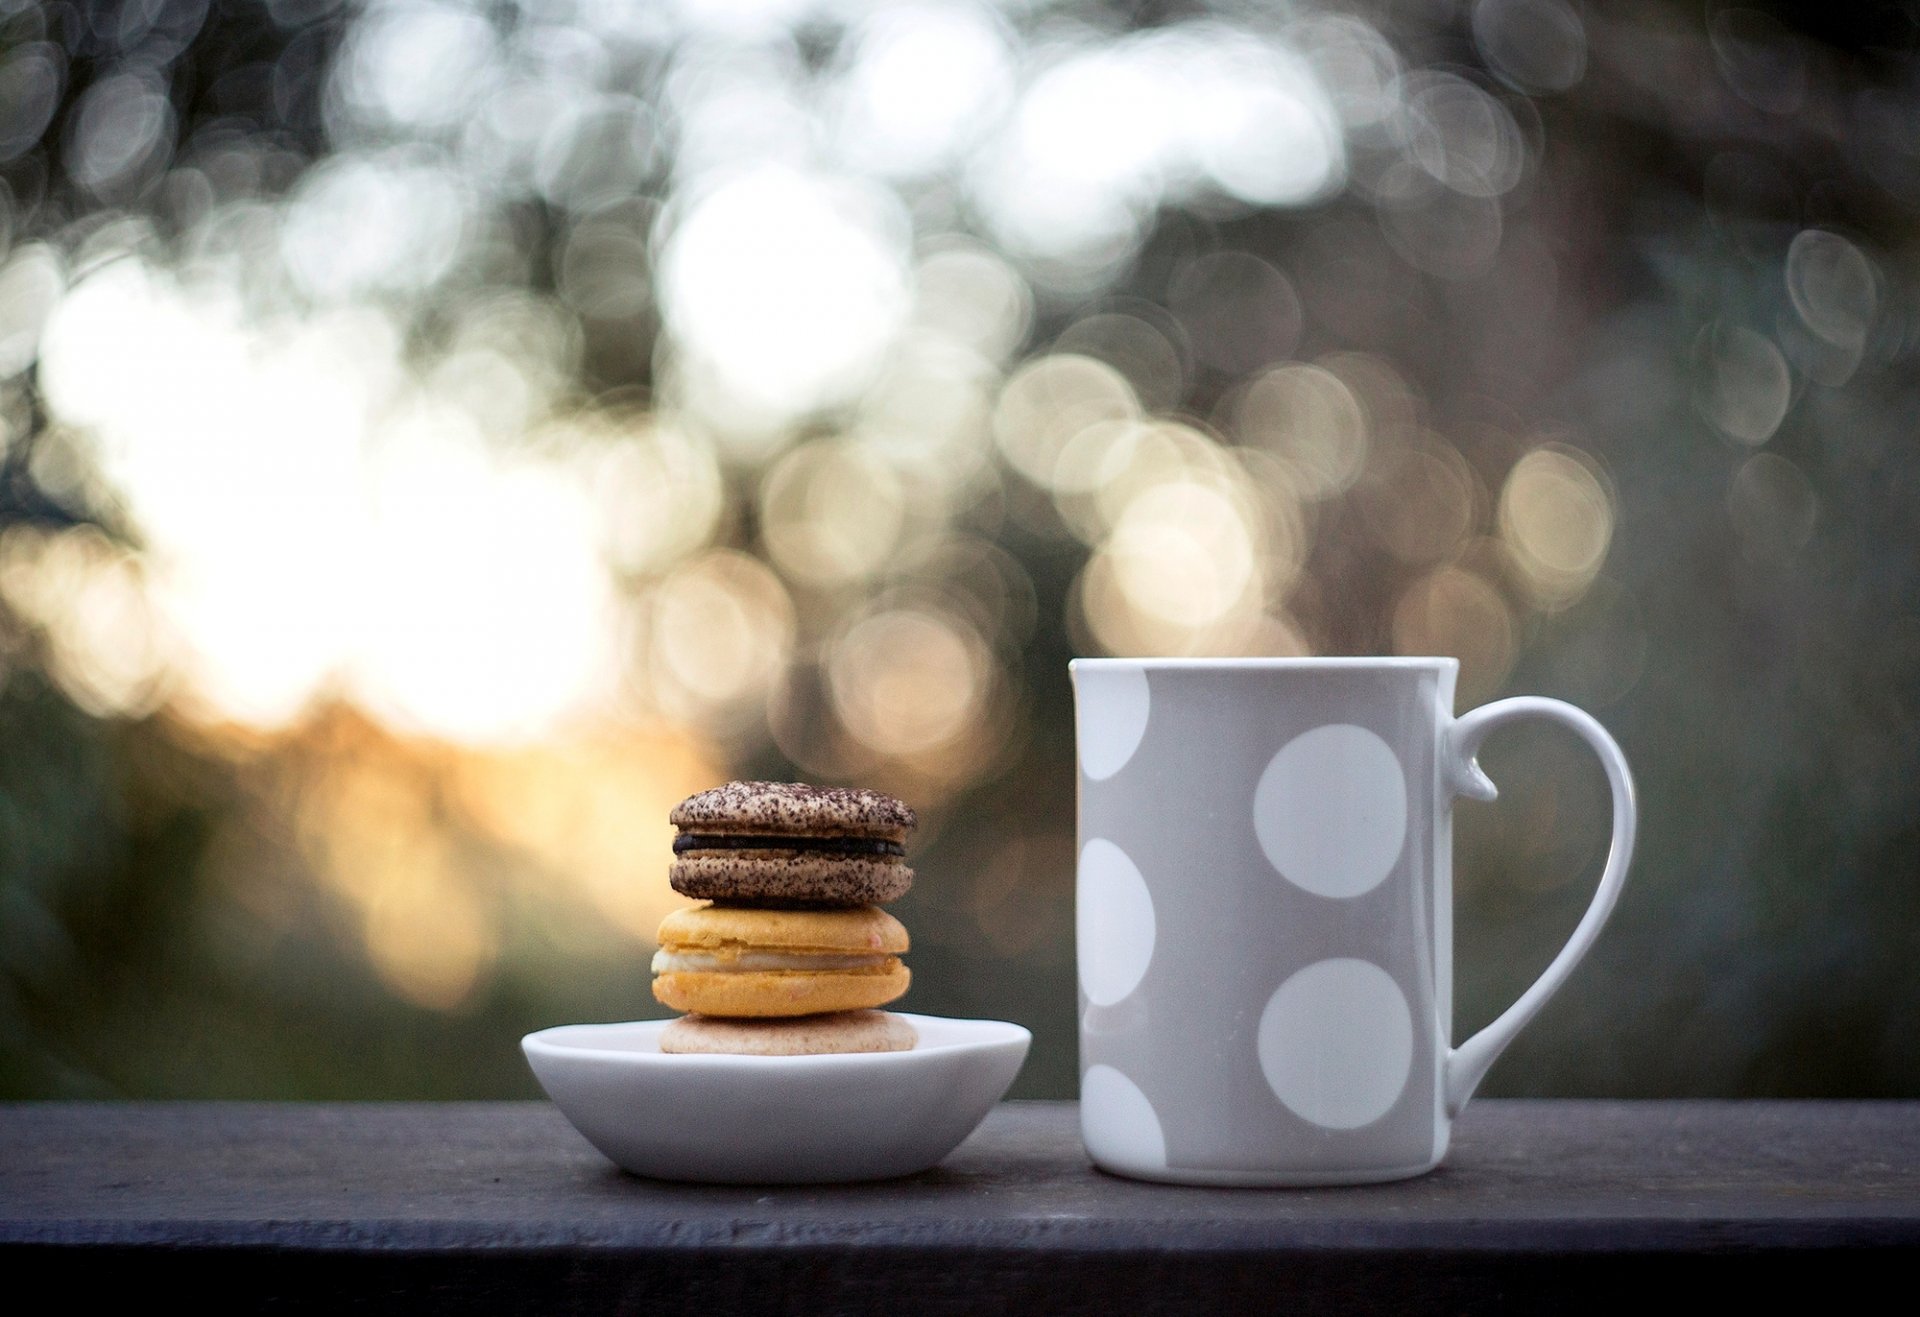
[1257,958,1414,1130]
[1077,839,1156,1007]
[1081,1064,1167,1168]
[1254,723,1408,898]
[1076,665,1151,781]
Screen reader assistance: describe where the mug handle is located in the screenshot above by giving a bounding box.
[1441,697,1638,1117]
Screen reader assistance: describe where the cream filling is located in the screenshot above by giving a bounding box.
[651,950,893,974]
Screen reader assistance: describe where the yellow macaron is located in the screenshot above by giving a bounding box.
[651,903,910,1018]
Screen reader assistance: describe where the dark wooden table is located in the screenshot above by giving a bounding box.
[3,1100,1916,1311]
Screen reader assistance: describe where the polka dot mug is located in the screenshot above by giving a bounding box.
[1072,657,1636,1185]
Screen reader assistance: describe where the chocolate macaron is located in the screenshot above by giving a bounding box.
[669,781,916,907]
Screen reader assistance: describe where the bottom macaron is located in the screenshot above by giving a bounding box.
[659,1010,918,1055]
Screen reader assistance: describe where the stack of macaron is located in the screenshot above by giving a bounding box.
[652,781,918,1055]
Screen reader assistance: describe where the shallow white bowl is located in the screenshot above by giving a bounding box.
[522,1013,1031,1183]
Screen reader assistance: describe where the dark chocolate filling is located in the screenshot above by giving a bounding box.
[673,833,906,858]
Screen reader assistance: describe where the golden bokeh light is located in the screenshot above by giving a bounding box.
[1076,551,1283,658]
[1054,308,1188,412]
[581,417,726,577]
[760,439,909,588]
[853,333,1000,492]
[360,839,493,1013]
[1391,564,1516,704]
[1320,351,1421,440]
[992,352,1139,487]
[646,550,796,729]
[280,710,722,1008]
[1104,479,1260,631]
[451,731,723,943]
[910,242,1034,364]
[1049,416,1150,543]
[828,607,993,763]
[1358,439,1481,566]
[0,525,172,719]
[1229,362,1370,499]
[1061,417,1312,657]
[293,742,497,1012]
[1498,444,1615,609]
[1084,421,1240,545]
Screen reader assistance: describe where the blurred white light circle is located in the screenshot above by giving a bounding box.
[835,2,1015,177]
[912,243,1033,362]
[39,257,628,741]
[1292,15,1402,132]
[1471,0,1587,95]
[667,0,814,39]
[668,61,813,180]
[1785,230,1877,352]
[352,412,615,743]
[648,550,795,727]
[0,42,65,164]
[282,152,468,301]
[1056,308,1188,413]
[65,71,175,196]
[535,95,658,213]
[972,24,1344,278]
[557,207,654,318]
[970,43,1161,275]
[41,261,374,726]
[0,243,66,378]
[658,168,911,421]
[1695,323,1792,446]
[335,1,499,133]
[1015,47,1172,202]
[856,331,1000,487]
[1185,37,1343,206]
[586,422,724,576]
[461,78,575,197]
[1399,72,1526,198]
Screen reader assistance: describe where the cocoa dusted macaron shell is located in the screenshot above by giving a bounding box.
[651,903,910,1018]
[669,781,917,907]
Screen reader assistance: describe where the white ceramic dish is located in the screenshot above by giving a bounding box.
[522,1013,1031,1183]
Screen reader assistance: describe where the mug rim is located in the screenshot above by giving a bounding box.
[1070,656,1458,672]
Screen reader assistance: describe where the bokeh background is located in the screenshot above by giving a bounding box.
[2,0,1916,1101]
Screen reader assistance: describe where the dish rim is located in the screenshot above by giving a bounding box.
[522,1013,1031,1068]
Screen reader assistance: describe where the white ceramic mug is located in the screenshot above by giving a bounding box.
[1071,657,1636,1185]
